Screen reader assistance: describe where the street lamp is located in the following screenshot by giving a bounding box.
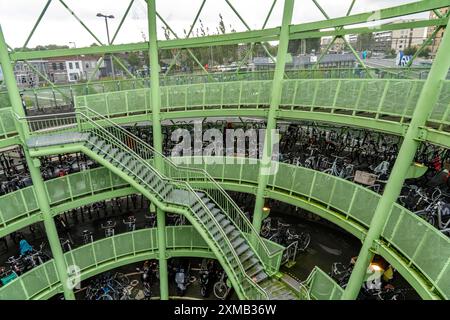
[96,13,115,79]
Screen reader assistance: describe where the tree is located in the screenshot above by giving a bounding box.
[356,33,373,51]
[403,46,418,56]
[127,52,141,68]
[418,47,431,58]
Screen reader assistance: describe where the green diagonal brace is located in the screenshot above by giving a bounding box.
[59,0,104,45]
[22,0,53,50]
[164,0,207,77]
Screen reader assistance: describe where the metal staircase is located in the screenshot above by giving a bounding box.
[22,107,298,300]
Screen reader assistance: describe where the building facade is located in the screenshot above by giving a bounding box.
[391,19,428,52]
[428,8,449,57]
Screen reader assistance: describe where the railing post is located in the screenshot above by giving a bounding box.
[342,18,450,300]
[0,25,75,300]
[252,0,294,234]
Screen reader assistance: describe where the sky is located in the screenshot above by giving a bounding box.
[0,0,429,48]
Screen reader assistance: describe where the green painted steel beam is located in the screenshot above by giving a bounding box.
[9,0,450,61]
[252,0,294,234]
[149,1,168,301]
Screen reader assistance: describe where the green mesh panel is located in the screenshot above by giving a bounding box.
[404,81,424,117]
[84,95,107,115]
[69,170,92,198]
[20,264,51,297]
[204,83,224,106]
[281,80,296,105]
[0,91,11,109]
[205,160,224,180]
[291,167,315,196]
[46,177,70,204]
[69,245,96,271]
[167,85,187,108]
[314,79,338,107]
[221,159,243,181]
[102,81,117,92]
[121,80,136,91]
[0,109,16,135]
[329,179,355,213]
[430,81,450,124]
[259,81,272,104]
[134,229,153,252]
[126,89,147,113]
[348,188,379,226]
[382,81,413,116]
[390,213,427,259]
[240,159,260,183]
[358,80,385,112]
[93,238,114,264]
[413,231,449,288]
[187,84,206,107]
[149,227,158,249]
[111,171,127,187]
[240,82,259,105]
[335,80,361,110]
[294,80,316,106]
[190,226,208,247]
[89,168,112,191]
[107,92,127,115]
[436,264,449,299]
[114,233,134,257]
[381,204,402,241]
[273,163,295,190]
[222,82,241,105]
[311,172,334,204]
[309,268,341,300]
[0,190,29,223]
[0,277,27,299]
[21,187,38,212]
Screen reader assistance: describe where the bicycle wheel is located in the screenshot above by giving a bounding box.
[298,233,311,251]
[213,282,228,300]
[115,273,130,286]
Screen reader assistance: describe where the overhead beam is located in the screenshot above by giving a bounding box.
[8,1,450,61]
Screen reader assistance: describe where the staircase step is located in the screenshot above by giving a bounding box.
[238,250,254,264]
[231,237,245,249]
[235,243,250,255]
[247,264,264,278]
[252,271,268,283]
[223,225,236,235]
[227,230,241,242]
[219,218,231,229]
[243,257,259,271]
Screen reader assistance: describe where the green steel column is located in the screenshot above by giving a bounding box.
[147,0,168,300]
[156,207,168,300]
[0,25,75,300]
[27,158,76,300]
[252,0,294,233]
[342,22,450,300]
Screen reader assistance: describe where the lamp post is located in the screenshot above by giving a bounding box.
[96,13,115,79]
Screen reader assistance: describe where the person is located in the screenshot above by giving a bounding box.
[19,239,33,256]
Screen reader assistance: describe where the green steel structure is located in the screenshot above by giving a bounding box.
[0,0,449,300]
